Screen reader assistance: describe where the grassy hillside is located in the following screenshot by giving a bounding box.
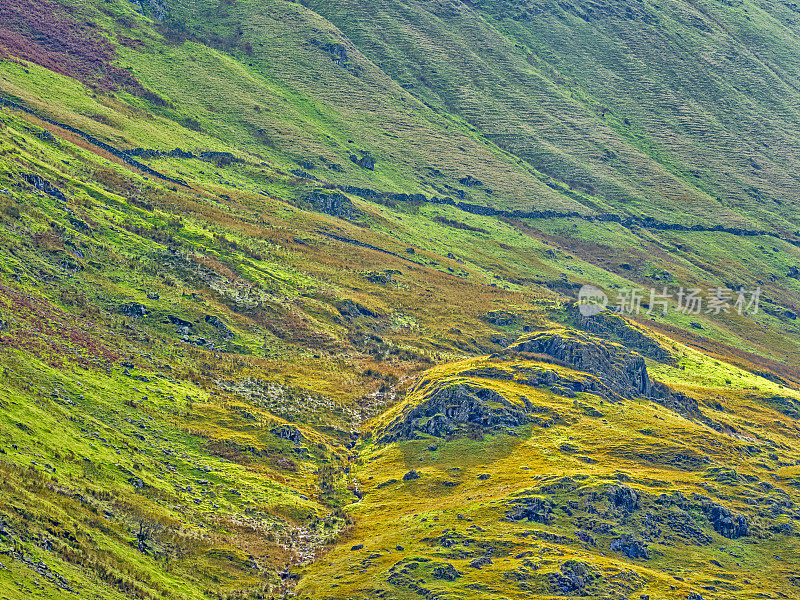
[0,0,799,598]
[306,0,800,230]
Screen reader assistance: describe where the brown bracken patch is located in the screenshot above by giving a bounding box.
[0,0,165,104]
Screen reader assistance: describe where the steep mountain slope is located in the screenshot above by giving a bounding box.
[0,0,799,598]
[306,0,800,229]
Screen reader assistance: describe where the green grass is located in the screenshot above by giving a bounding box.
[0,0,800,596]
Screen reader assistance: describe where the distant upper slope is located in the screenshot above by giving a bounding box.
[304,0,800,231]
[5,0,800,233]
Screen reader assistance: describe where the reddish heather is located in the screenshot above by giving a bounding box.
[0,0,156,99]
[0,284,120,370]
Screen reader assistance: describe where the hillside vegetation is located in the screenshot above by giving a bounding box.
[0,0,799,598]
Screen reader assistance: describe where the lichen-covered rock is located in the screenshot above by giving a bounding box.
[607,484,641,512]
[506,497,555,524]
[432,563,461,580]
[610,534,650,559]
[507,329,698,415]
[548,560,599,595]
[379,382,528,441]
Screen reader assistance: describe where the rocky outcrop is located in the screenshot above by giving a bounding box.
[506,496,555,524]
[119,302,148,318]
[431,563,461,581]
[22,173,68,201]
[272,425,303,445]
[511,364,622,403]
[304,191,356,219]
[508,331,654,399]
[507,330,698,415]
[402,469,420,481]
[484,310,519,326]
[606,484,641,512]
[548,560,599,595]
[469,555,493,569]
[379,382,529,442]
[701,500,748,539]
[459,174,483,187]
[167,314,193,335]
[336,299,381,319]
[205,314,234,339]
[321,41,348,66]
[610,534,650,559]
[199,151,239,166]
[567,302,674,363]
[349,153,375,170]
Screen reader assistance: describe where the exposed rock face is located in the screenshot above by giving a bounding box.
[272,425,303,444]
[509,331,654,399]
[459,174,483,187]
[167,314,193,336]
[568,302,673,363]
[508,330,697,415]
[199,151,238,166]
[610,535,650,559]
[304,191,356,219]
[167,314,193,328]
[321,41,348,66]
[506,497,555,524]
[469,555,493,569]
[484,310,518,326]
[379,383,529,442]
[512,364,621,403]
[402,469,420,481]
[702,501,748,539]
[22,173,67,201]
[607,484,640,512]
[120,302,147,318]
[336,299,379,318]
[205,314,234,339]
[548,560,599,595]
[431,563,461,580]
[382,326,697,442]
[349,153,375,170]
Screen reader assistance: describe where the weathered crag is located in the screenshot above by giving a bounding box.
[379,328,697,442]
[379,382,529,442]
[504,479,757,562]
[566,302,675,363]
[506,330,697,415]
[304,191,357,219]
